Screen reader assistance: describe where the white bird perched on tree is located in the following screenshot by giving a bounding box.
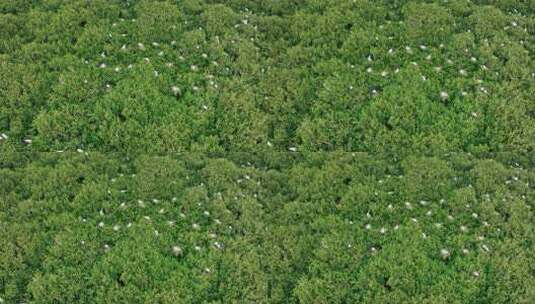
[172,245,183,257]
[440,248,450,260]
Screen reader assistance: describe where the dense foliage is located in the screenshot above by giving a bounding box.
[1,0,534,153]
[1,0,534,303]
[1,153,534,303]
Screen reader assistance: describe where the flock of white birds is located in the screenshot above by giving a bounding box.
[52,154,529,286]
[2,15,532,150]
